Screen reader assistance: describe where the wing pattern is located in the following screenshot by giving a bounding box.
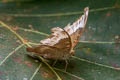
[26,7,89,60]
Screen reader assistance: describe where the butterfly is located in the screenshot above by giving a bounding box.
[26,7,89,61]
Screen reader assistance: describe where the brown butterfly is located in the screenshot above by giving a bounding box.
[26,7,89,61]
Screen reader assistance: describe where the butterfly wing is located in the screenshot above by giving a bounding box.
[64,7,89,49]
[26,7,89,60]
[40,27,72,52]
[27,27,72,60]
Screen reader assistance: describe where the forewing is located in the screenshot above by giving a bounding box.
[64,7,89,49]
[40,27,72,52]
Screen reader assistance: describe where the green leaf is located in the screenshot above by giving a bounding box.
[0,0,120,80]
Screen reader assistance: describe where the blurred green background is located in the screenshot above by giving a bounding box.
[0,0,120,80]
